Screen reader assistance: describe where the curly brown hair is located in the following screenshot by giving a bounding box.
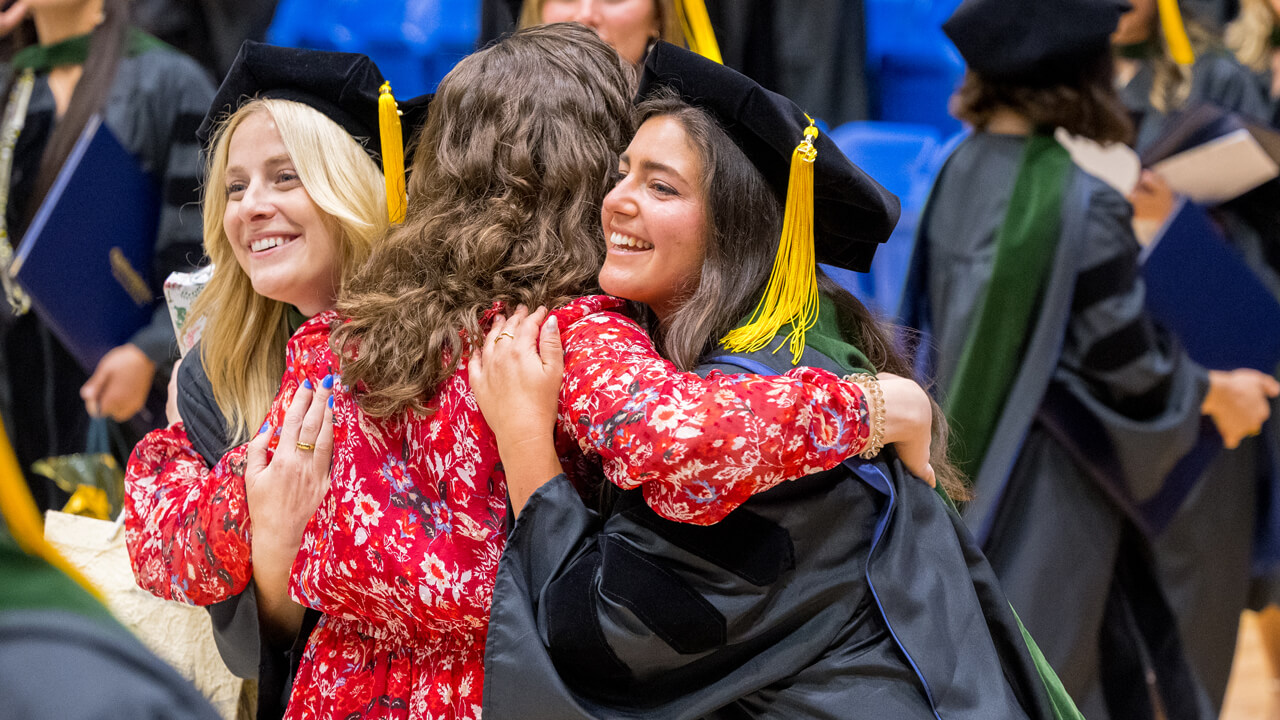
[333,23,635,416]
[951,51,1134,145]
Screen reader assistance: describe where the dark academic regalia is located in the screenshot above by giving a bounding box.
[0,33,212,511]
[175,345,318,720]
[0,522,221,720]
[900,133,1215,720]
[1119,48,1280,710]
[483,334,1061,720]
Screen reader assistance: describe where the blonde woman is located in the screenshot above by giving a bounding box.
[123,42,425,720]
[517,0,683,64]
[1226,0,1280,119]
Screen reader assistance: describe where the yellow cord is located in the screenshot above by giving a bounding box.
[0,419,105,602]
[720,118,820,364]
[674,0,723,64]
[1157,0,1196,66]
[378,81,407,224]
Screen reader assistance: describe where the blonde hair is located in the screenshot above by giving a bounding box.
[518,0,684,48]
[1226,0,1277,72]
[192,98,387,444]
[1146,13,1218,112]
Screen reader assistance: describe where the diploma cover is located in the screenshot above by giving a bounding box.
[9,115,160,372]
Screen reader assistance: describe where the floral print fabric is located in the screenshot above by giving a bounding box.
[124,295,872,718]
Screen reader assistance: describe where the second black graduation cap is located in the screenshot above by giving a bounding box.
[943,0,1131,85]
[637,41,900,273]
[197,40,431,169]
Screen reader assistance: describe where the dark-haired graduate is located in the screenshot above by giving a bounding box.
[900,0,1275,718]
[475,41,1083,720]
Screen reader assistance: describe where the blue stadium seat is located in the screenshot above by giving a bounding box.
[267,0,480,95]
[864,0,964,136]
[827,121,944,314]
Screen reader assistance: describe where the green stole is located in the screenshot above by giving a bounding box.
[0,522,119,626]
[11,28,169,72]
[732,287,1085,720]
[943,134,1074,479]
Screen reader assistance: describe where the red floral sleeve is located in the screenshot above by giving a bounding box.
[124,424,254,604]
[555,298,872,526]
[124,312,338,605]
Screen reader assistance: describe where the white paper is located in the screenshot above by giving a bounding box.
[163,265,214,357]
[1151,128,1280,204]
[1055,128,1142,196]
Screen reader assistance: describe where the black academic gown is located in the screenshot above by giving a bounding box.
[900,133,1214,720]
[483,341,1059,720]
[1119,50,1280,710]
[176,344,318,720]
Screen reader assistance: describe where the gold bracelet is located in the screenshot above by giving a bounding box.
[848,373,885,459]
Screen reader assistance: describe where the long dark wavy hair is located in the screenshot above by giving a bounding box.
[629,90,967,499]
[333,23,635,417]
[951,50,1134,145]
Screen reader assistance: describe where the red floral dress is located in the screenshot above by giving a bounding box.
[124,295,872,719]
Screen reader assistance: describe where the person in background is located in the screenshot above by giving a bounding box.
[515,0,682,65]
[1225,0,1280,122]
[901,0,1277,717]
[124,41,426,720]
[1113,0,1280,709]
[0,0,212,511]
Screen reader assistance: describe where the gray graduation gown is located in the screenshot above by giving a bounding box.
[900,133,1214,720]
[1120,50,1280,710]
[483,342,1058,720]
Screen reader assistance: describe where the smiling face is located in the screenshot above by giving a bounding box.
[540,0,660,65]
[598,115,708,321]
[223,111,342,316]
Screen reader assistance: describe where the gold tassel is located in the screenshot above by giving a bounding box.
[378,81,407,224]
[674,0,723,64]
[720,118,820,364]
[0,419,105,603]
[1157,0,1195,66]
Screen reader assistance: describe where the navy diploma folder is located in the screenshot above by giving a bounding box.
[9,115,160,372]
[1141,199,1280,373]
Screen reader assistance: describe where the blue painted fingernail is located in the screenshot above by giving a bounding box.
[321,374,334,390]
[259,419,270,434]
[302,378,313,390]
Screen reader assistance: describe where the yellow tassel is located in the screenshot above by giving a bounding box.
[0,419,105,603]
[720,118,820,365]
[674,0,723,64]
[378,81,407,224]
[1157,0,1196,66]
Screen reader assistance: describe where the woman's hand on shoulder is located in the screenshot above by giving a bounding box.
[468,305,567,516]
[873,373,936,487]
[244,377,334,551]
[469,305,563,448]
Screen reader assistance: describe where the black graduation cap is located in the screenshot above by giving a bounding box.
[197,40,430,169]
[943,0,1131,84]
[637,41,899,273]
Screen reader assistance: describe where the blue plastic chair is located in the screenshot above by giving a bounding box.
[267,0,480,95]
[864,0,964,136]
[826,121,944,315]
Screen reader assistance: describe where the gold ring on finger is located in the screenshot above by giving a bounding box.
[496,331,515,342]
[296,441,316,452]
